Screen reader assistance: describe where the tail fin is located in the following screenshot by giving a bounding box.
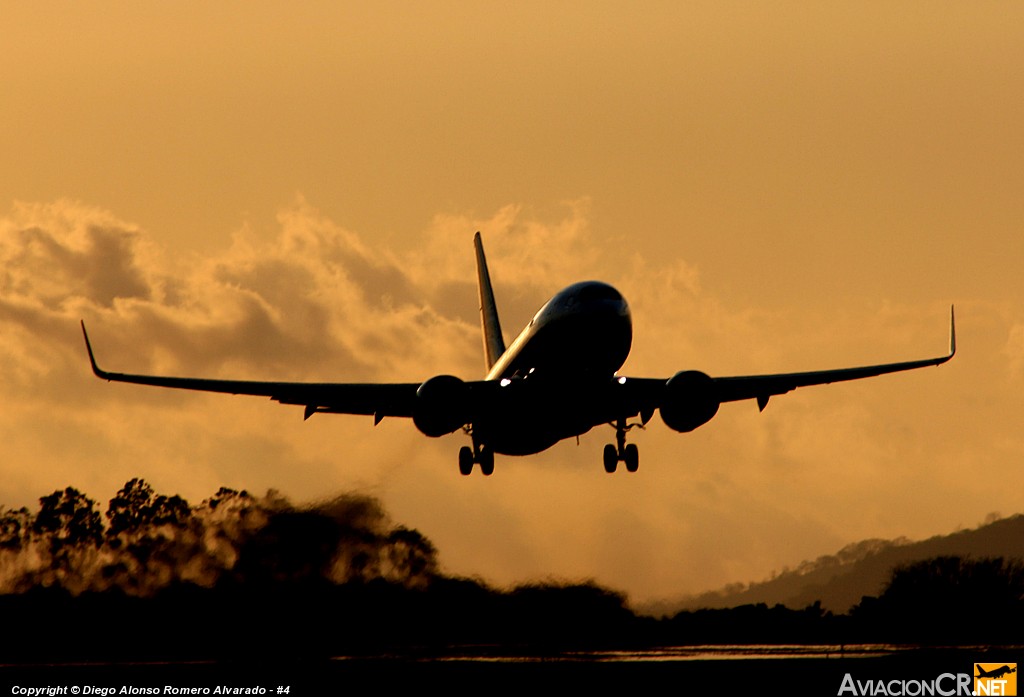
[474,232,506,370]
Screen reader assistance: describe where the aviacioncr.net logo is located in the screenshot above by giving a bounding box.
[838,672,973,696]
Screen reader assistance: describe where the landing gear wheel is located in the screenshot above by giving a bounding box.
[624,443,639,473]
[604,417,643,472]
[459,434,496,476]
[458,446,474,475]
[479,448,494,476]
[603,444,618,473]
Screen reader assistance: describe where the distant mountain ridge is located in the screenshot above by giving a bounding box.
[645,514,1024,616]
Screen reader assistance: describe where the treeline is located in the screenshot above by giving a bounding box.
[0,480,642,661]
[0,480,436,595]
[1,481,1021,661]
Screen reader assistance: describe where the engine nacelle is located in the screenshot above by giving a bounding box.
[413,375,470,437]
[659,370,720,433]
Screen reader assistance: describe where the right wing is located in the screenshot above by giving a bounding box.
[713,305,956,409]
[82,322,420,421]
[620,306,956,416]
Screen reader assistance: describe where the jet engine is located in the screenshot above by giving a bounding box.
[413,375,470,437]
[659,370,720,433]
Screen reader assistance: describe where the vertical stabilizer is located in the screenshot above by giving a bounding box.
[474,232,506,370]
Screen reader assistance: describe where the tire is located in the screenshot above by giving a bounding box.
[624,444,639,472]
[603,444,618,473]
[459,446,474,475]
[479,449,494,476]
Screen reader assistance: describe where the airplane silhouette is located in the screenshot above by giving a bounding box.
[977,665,1017,680]
[82,233,955,475]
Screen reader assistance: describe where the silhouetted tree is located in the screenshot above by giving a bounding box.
[202,486,256,512]
[33,487,103,552]
[100,479,197,594]
[233,507,345,585]
[107,478,190,538]
[850,556,1024,642]
[384,526,438,585]
[0,507,33,551]
[26,487,104,590]
[194,487,271,576]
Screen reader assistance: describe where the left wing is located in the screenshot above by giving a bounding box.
[623,306,955,415]
[82,322,420,421]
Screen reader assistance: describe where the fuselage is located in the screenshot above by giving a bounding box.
[476,281,634,455]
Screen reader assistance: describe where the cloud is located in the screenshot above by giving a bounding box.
[0,198,476,384]
[0,201,152,311]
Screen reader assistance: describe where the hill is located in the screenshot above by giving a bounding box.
[646,514,1024,615]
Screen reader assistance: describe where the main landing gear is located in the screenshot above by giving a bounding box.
[603,417,640,473]
[458,437,494,476]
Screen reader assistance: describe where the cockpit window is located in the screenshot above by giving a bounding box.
[575,284,622,303]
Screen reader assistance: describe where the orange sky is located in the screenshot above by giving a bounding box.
[1,2,1022,604]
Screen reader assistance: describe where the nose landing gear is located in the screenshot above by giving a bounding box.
[604,417,640,473]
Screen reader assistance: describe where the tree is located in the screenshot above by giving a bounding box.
[0,507,33,551]
[384,527,438,585]
[107,478,190,538]
[33,487,103,552]
[29,487,104,589]
[852,556,1024,643]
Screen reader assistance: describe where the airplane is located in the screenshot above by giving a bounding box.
[976,665,1017,679]
[81,232,955,476]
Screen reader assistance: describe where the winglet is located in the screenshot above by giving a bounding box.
[474,232,506,371]
[80,321,110,380]
[948,305,956,358]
